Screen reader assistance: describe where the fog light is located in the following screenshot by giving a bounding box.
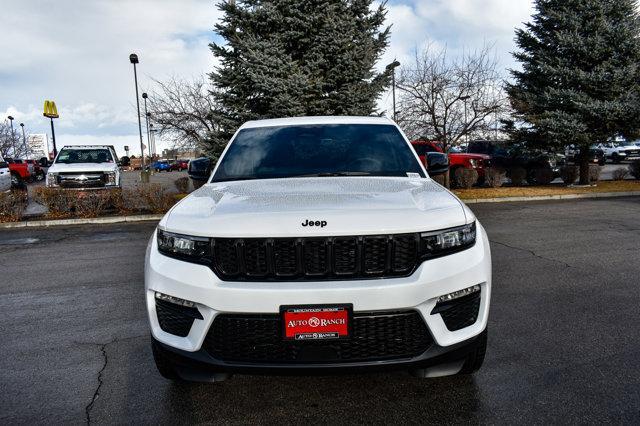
[155,292,196,308]
[437,285,481,303]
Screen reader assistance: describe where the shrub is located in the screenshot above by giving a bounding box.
[32,187,75,218]
[532,168,554,185]
[509,167,527,186]
[560,165,579,185]
[174,176,190,193]
[0,191,27,222]
[453,168,478,189]
[138,184,176,214]
[485,168,506,188]
[589,164,602,183]
[629,160,640,179]
[612,168,629,181]
[74,191,113,218]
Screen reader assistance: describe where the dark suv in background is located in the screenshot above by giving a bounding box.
[466,140,565,184]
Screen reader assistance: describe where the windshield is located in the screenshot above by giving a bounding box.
[56,148,113,164]
[212,124,424,182]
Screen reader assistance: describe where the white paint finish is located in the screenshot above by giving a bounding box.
[163,177,469,238]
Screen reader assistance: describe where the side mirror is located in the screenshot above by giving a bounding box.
[425,152,449,176]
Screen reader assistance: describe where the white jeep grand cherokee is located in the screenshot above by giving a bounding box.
[145,116,491,382]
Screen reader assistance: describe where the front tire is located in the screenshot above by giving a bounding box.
[458,329,487,374]
[10,173,25,189]
[151,338,182,381]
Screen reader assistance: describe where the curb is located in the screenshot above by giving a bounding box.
[461,190,640,204]
[0,214,164,229]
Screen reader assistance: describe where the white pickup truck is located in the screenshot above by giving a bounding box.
[145,116,491,383]
[46,145,121,189]
[0,154,11,192]
[596,142,640,163]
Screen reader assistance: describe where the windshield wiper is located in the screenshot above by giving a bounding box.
[293,172,373,177]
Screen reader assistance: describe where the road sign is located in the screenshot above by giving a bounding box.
[43,100,59,118]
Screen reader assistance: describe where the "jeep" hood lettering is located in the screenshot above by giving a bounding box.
[302,219,327,227]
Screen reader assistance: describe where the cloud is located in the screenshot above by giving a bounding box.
[1,0,535,146]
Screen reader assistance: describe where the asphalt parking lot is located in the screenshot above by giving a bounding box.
[2,197,640,424]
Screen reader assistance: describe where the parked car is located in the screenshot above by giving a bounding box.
[411,140,490,185]
[46,145,121,189]
[146,116,491,382]
[177,159,189,171]
[4,158,31,187]
[168,160,181,172]
[596,142,640,163]
[0,154,11,192]
[187,157,214,188]
[467,140,564,184]
[152,160,172,172]
[565,145,606,166]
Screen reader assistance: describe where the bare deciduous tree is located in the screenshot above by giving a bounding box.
[147,77,225,159]
[0,121,32,159]
[396,44,507,152]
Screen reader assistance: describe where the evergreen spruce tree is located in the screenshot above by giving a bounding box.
[209,0,392,146]
[507,0,640,184]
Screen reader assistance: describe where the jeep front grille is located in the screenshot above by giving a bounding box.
[211,234,419,281]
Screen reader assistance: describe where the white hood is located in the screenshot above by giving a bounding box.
[161,177,471,238]
[48,162,118,173]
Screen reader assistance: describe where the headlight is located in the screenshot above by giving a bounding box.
[157,229,212,264]
[46,173,58,187]
[105,171,117,185]
[419,222,476,259]
[468,159,478,168]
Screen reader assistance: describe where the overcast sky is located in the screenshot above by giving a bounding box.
[0,0,533,157]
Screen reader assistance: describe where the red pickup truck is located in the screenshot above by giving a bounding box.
[411,140,491,183]
[5,158,32,186]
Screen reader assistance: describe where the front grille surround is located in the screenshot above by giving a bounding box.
[204,310,433,364]
[57,172,107,188]
[210,234,420,281]
[156,298,203,337]
[431,290,481,331]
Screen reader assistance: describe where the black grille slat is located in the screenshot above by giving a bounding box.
[204,311,432,364]
[211,233,421,281]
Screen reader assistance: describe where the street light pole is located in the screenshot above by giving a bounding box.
[142,93,152,158]
[7,116,16,157]
[149,123,155,157]
[129,53,146,175]
[386,60,401,121]
[20,123,26,153]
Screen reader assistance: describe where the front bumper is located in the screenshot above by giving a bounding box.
[145,223,492,368]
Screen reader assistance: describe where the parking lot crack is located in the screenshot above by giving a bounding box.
[85,341,109,425]
[490,240,573,268]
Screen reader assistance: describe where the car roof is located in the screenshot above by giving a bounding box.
[240,116,395,129]
[60,145,114,149]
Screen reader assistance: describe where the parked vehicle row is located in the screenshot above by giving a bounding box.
[410,140,491,183]
[150,159,189,172]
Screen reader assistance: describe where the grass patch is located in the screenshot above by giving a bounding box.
[453,180,640,200]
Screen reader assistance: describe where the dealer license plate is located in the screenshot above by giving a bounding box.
[281,305,352,340]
